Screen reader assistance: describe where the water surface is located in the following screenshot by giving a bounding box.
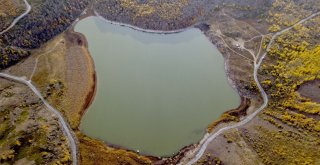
[76,16,240,156]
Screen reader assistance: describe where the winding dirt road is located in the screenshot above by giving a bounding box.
[0,73,78,165]
[0,0,31,35]
[0,0,78,163]
[1,1,318,164]
[184,11,320,165]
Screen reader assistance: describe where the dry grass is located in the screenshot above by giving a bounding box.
[0,0,24,17]
[78,132,152,165]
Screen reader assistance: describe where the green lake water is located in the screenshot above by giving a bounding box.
[76,16,240,157]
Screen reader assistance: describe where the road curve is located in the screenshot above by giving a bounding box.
[185,11,320,165]
[0,0,31,35]
[0,72,78,165]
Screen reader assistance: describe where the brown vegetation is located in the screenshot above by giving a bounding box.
[0,0,25,31]
[78,133,152,165]
[0,79,72,164]
[0,0,90,69]
[1,0,320,164]
[207,97,250,133]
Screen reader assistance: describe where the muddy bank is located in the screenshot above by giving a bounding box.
[166,98,250,164]
[65,30,98,121]
[153,97,250,164]
[297,79,320,103]
[71,9,253,164]
[207,97,250,132]
[72,11,251,163]
[63,29,96,129]
[80,72,97,117]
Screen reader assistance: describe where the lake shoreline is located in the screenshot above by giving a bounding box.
[72,11,249,163]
